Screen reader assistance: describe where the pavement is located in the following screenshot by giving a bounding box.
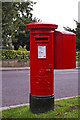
[0,66,80,71]
[0,67,30,71]
[0,61,79,71]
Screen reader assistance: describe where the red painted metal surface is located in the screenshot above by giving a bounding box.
[54,31,76,69]
[25,22,58,33]
[25,22,76,96]
[25,22,58,29]
[25,22,58,96]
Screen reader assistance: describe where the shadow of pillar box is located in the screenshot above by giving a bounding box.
[25,22,76,114]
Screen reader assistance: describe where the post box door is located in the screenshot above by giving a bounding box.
[30,33,54,96]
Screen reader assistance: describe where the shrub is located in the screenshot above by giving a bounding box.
[2,50,17,60]
[76,51,80,61]
[18,46,27,52]
[1,48,30,61]
[0,46,13,50]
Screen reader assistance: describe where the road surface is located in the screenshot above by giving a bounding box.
[2,69,78,107]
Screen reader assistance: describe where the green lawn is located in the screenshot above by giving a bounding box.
[1,96,80,119]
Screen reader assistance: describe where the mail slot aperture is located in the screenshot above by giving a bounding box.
[35,37,48,40]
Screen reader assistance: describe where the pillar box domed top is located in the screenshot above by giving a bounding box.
[25,22,58,33]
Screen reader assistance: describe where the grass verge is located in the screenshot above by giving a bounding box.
[1,96,80,119]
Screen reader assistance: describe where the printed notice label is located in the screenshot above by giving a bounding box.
[38,45,46,58]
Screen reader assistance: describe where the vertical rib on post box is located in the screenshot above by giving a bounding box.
[25,22,58,114]
[54,31,76,69]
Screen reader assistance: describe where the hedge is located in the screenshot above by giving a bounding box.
[0,49,30,61]
[1,48,80,61]
[76,51,80,61]
[0,46,13,50]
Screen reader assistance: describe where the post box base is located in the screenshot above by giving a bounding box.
[30,94,54,114]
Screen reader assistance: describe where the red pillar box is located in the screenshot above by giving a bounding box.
[54,31,76,69]
[25,22,58,113]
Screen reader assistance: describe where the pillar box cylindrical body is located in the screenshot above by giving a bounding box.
[25,22,58,113]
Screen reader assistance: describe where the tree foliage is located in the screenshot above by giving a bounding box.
[63,20,80,50]
[2,1,39,50]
